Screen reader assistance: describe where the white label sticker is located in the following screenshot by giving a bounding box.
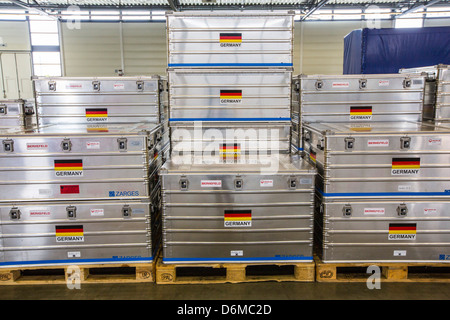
[114,83,125,90]
[67,251,81,258]
[332,81,350,88]
[86,141,100,149]
[394,250,407,257]
[367,139,389,147]
[29,210,51,217]
[398,185,412,191]
[90,208,104,216]
[424,208,438,215]
[231,250,243,257]
[38,189,53,195]
[364,208,385,215]
[27,143,49,151]
[427,138,441,145]
[201,180,222,187]
[379,80,390,87]
[260,180,273,187]
[349,115,372,121]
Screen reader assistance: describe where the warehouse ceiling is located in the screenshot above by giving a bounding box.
[0,0,448,16]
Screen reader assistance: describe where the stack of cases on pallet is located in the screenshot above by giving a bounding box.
[304,121,450,263]
[399,64,450,127]
[0,76,168,267]
[296,72,450,263]
[162,11,317,264]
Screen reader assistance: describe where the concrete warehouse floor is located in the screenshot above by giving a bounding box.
[0,281,448,300]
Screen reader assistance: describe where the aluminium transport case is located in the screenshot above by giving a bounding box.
[166,11,294,68]
[0,199,158,267]
[160,155,316,264]
[315,195,450,263]
[302,121,450,198]
[170,122,291,155]
[290,73,425,153]
[0,123,164,202]
[34,76,166,126]
[168,68,292,122]
[0,99,36,129]
[400,64,450,122]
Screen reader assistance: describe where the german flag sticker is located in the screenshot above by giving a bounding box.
[309,148,317,163]
[86,108,108,122]
[54,159,83,177]
[388,223,417,240]
[220,33,242,47]
[220,90,242,104]
[224,210,252,227]
[350,106,373,121]
[55,225,84,242]
[220,143,241,155]
[391,158,420,175]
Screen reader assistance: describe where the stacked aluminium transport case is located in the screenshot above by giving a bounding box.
[0,76,168,267]
[162,11,317,264]
[0,99,36,129]
[399,64,450,126]
[290,74,425,154]
[296,70,450,263]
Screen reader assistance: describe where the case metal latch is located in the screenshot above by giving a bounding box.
[117,138,127,151]
[343,204,352,217]
[400,137,411,150]
[315,80,324,90]
[0,105,6,115]
[3,139,14,152]
[304,130,311,142]
[289,177,297,189]
[397,204,408,217]
[234,177,243,190]
[122,205,132,218]
[345,137,355,150]
[24,106,35,115]
[359,79,367,89]
[92,81,100,91]
[66,206,77,219]
[136,81,144,91]
[61,138,72,152]
[179,177,189,191]
[403,78,412,88]
[48,81,56,91]
[9,207,21,220]
[317,138,325,150]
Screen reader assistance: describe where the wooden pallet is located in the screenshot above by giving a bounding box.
[315,256,450,283]
[155,255,315,284]
[0,261,156,285]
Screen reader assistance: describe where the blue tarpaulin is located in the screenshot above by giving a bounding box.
[343,27,450,74]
